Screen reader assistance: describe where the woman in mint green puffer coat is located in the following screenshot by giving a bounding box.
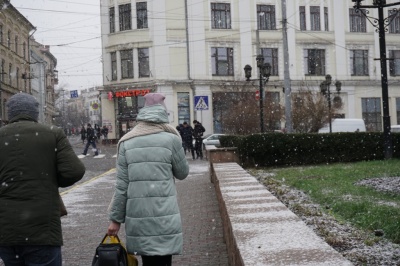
[108,93,189,265]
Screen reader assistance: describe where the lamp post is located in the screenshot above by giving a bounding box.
[352,0,400,159]
[244,54,271,133]
[320,75,342,133]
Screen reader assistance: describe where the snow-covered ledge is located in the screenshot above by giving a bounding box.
[211,162,352,266]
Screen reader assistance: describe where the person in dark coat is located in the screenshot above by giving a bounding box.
[101,125,109,144]
[82,123,99,156]
[0,93,86,266]
[193,120,205,159]
[94,124,101,143]
[80,125,86,144]
[181,121,195,159]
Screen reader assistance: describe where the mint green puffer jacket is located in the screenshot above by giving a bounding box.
[109,105,189,256]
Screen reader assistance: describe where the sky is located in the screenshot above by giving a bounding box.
[11,0,103,91]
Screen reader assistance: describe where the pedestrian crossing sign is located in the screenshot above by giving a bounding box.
[194,96,209,110]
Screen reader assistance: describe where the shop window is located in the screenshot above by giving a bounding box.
[118,95,145,120]
[178,92,190,124]
[362,98,381,131]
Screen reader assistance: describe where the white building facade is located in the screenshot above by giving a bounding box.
[100,0,400,139]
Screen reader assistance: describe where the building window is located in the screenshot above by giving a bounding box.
[389,9,400,34]
[211,3,231,29]
[257,5,275,30]
[324,7,329,31]
[350,8,366,32]
[261,48,278,76]
[310,6,320,31]
[390,50,400,76]
[396,98,400,124]
[304,49,325,76]
[119,4,131,31]
[137,2,148,29]
[178,92,190,124]
[111,52,117,80]
[362,98,381,131]
[300,6,306,31]
[211,47,234,76]
[14,36,18,54]
[0,60,4,82]
[8,63,11,85]
[120,50,133,79]
[23,42,26,59]
[138,48,150,77]
[7,30,10,48]
[351,50,369,76]
[16,67,19,88]
[109,7,115,33]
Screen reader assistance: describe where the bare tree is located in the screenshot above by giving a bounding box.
[292,86,343,133]
[213,90,284,135]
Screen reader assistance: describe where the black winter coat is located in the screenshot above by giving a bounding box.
[0,114,86,246]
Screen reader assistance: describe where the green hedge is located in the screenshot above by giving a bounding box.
[220,132,400,167]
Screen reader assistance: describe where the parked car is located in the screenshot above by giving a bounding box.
[318,118,366,133]
[391,125,400,132]
[202,134,225,149]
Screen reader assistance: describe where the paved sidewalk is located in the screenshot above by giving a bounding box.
[60,157,229,265]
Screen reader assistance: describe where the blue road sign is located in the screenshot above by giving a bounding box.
[194,96,209,110]
[70,90,79,98]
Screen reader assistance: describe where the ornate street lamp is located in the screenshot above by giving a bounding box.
[320,74,341,133]
[243,55,271,133]
[352,0,400,159]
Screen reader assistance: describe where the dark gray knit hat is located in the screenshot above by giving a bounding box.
[7,93,39,121]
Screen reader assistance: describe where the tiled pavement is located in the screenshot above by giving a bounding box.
[60,154,229,265]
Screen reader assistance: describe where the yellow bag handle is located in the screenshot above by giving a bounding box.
[101,234,138,266]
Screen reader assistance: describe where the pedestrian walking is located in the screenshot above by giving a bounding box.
[107,93,189,266]
[0,93,86,266]
[82,123,99,156]
[94,124,101,143]
[193,120,205,159]
[181,121,195,159]
[101,125,109,144]
[80,125,86,144]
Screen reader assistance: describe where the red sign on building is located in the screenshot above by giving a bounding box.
[114,89,151,98]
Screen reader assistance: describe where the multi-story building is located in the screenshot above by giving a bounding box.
[30,40,58,125]
[100,0,400,139]
[81,87,101,127]
[0,0,35,125]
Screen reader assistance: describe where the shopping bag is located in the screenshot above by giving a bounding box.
[92,234,138,266]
